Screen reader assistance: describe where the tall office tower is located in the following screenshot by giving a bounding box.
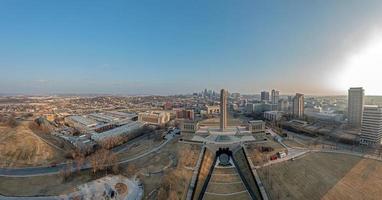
[278,99,290,112]
[360,106,382,145]
[292,93,304,118]
[220,89,228,131]
[261,91,270,102]
[271,89,280,111]
[348,87,365,128]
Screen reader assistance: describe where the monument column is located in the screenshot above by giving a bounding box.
[220,89,228,131]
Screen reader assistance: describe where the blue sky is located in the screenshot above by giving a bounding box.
[1,0,382,95]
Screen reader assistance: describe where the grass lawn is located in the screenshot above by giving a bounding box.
[258,152,362,200]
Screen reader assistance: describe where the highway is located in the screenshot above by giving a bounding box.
[0,134,175,177]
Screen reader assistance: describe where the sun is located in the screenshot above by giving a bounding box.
[337,31,382,95]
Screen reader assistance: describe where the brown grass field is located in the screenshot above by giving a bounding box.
[0,171,92,196]
[283,139,307,148]
[0,121,65,167]
[322,158,382,200]
[258,152,382,200]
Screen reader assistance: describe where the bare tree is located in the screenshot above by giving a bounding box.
[59,160,73,182]
[89,148,119,175]
[100,136,124,150]
[74,152,85,173]
[126,163,137,176]
[7,114,17,127]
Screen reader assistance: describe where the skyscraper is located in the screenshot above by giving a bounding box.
[220,89,228,131]
[271,89,280,111]
[261,91,270,102]
[348,87,365,128]
[278,99,290,112]
[360,105,382,145]
[292,93,304,118]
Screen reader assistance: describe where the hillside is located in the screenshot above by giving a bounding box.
[0,121,62,167]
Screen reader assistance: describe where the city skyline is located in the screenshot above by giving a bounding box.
[1,0,382,95]
[2,1,382,199]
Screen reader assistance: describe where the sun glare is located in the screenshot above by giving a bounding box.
[337,31,382,95]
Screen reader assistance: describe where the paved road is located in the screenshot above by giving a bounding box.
[0,134,175,177]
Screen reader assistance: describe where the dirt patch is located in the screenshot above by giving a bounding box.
[115,182,128,195]
[246,137,286,166]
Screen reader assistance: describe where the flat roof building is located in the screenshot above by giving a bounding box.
[264,111,283,122]
[175,109,195,121]
[205,105,220,115]
[138,111,171,126]
[360,105,382,145]
[91,121,144,142]
[65,115,98,128]
[249,120,265,134]
[179,119,200,133]
[88,113,119,123]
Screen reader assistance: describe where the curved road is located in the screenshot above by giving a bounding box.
[0,134,175,177]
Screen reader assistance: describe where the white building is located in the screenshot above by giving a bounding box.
[246,103,272,114]
[348,87,365,128]
[138,111,171,126]
[179,119,200,133]
[249,120,265,134]
[360,106,382,145]
[305,108,343,122]
[205,105,220,114]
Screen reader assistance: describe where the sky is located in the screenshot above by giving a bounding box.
[1,0,382,95]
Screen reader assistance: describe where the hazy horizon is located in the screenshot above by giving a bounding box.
[1,0,382,95]
[1,90,382,97]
